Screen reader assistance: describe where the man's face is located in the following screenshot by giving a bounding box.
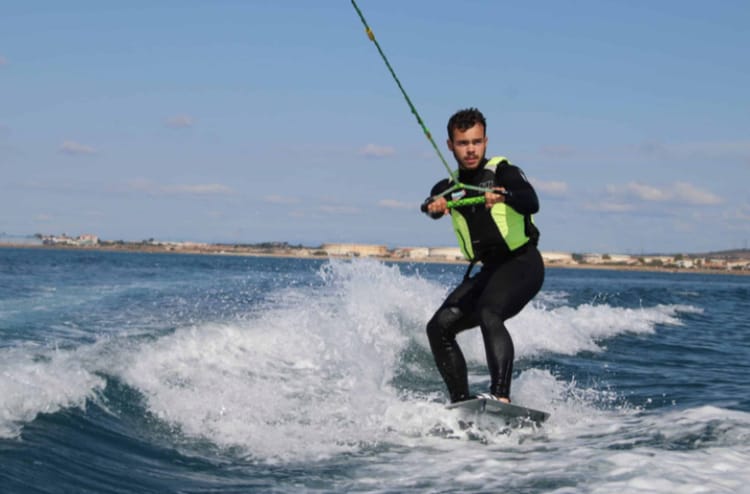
[447,124,487,170]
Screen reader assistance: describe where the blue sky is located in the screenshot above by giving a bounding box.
[2,1,748,254]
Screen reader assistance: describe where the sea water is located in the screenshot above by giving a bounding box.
[1,247,748,493]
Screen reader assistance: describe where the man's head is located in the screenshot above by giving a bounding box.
[447,108,487,170]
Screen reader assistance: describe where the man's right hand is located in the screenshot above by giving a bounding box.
[421,196,448,218]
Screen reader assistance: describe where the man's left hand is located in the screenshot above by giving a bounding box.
[484,187,507,209]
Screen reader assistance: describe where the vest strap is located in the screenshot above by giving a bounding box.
[463,259,478,281]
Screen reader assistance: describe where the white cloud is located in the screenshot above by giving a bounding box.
[636,139,750,164]
[378,199,414,210]
[34,214,53,222]
[534,179,568,197]
[583,201,635,213]
[624,182,670,202]
[125,179,233,196]
[60,140,96,155]
[165,114,194,128]
[671,182,722,205]
[360,143,396,158]
[264,195,300,205]
[607,181,722,206]
[161,184,232,195]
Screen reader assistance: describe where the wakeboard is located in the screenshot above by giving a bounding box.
[446,397,550,424]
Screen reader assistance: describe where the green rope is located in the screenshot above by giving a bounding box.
[350,0,494,206]
[350,0,457,183]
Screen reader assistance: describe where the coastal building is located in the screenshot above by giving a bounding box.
[42,234,99,246]
[704,258,729,270]
[77,234,99,246]
[675,258,695,269]
[542,251,574,265]
[428,247,463,261]
[727,260,750,271]
[580,253,638,265]
[322,243,388,258]
[391,247,430,260]
[581,253,605,264]
[640,255,675,266]
[607,254,637,265]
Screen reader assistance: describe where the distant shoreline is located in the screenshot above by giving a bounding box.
[2,242,748,276]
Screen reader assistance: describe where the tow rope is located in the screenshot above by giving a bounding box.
[350,0,496,208]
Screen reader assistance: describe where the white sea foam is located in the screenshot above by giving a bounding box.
[452,299,697,365]
[360,386,750,494]
[0,345,105,438]
[115,259,441,461]
[110,259,706,464]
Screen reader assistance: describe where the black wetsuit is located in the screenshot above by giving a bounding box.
[425,158,545,402]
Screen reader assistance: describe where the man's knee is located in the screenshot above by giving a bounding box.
[426,306,462,341]
[478,305,505,329]
[425,313,444,342]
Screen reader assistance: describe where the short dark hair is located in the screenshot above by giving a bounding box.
[447,108,486,141]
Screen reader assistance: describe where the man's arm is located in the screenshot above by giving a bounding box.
[496,165,539,215]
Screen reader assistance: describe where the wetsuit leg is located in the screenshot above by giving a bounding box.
[476,246,545,399]
[425,278,480,403]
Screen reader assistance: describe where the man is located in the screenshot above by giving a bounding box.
[422,107,544,404]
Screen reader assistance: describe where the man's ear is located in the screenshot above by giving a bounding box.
[446,139,454,152]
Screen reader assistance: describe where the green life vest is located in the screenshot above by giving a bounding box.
[449,156,533,261]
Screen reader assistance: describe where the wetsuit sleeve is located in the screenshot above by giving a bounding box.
[496,165,539,215]
[430,178,452,197]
